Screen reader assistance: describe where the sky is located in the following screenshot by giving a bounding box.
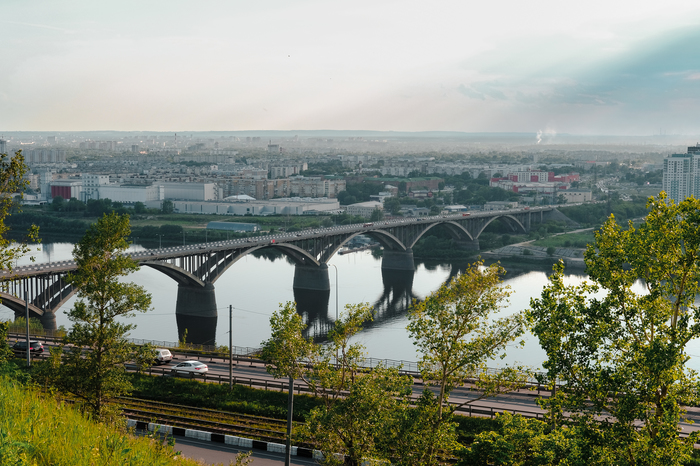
[2,0,700,135]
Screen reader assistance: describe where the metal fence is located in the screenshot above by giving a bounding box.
[8,331,552,387]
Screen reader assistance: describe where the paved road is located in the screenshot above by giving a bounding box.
[137,430,315,466]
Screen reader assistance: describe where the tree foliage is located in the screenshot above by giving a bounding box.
[0,150,39,275]
[527,192,700,465]
[55,212,153,420]
[0,150,39,365]
[408,261,527,419]
[261,302,313,380]
[369,208,384,222]
[262,302,454,465]
[462,412,589,466]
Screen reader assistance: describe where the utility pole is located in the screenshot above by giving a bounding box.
[229,304,233,390]
[286,377,294,466]
[24,281,31,367]
[329,263,339,366]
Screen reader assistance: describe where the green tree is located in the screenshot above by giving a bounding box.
[528,192,700,465]
[133,201,146,214]
[304,364,414,466]
[369,208,384,222]
[0,150,39,275]
[161,199,174,214]
[408,261,526,418]
[407,261,527,460]
[86,198,113,217]
[302,303,420,465]
[0,150,39,366]
[51,195,65,211]
[261,302,313,466]
[384,197,402,215]
[66,197,86,212]
[0,322,13,364]
[56,212,153,420]
[462,412,588,465]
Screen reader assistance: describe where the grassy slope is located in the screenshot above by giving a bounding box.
[531,231,596,248]
[0,375,203,466]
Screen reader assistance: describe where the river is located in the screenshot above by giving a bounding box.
[6,242,700,371]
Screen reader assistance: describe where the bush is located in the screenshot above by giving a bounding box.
[130,373,323,421]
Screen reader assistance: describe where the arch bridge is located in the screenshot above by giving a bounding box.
[0,206,562,343]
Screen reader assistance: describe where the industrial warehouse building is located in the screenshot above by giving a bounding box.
[173,197,341,216]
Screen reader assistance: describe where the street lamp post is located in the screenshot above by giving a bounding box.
[329,264,339,322]
[329,263,339,367]
[157,234,163,249]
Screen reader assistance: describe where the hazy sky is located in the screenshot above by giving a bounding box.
[2,0,700,135]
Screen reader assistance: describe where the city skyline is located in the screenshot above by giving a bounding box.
[2,1,700,136]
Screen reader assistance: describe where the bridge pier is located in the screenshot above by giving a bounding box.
[455,238,480,250]
[381,248,415,271]
[293,264,331,291]
[39,311,57,331]
[175,282,218,346]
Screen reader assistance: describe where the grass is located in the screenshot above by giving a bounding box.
[531,231,596,249]
[129,373,323,422]
[0,375,204,466]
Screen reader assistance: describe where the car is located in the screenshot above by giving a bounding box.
[170,360,208,377]
[154,348,172,365]
[12,340,44,355]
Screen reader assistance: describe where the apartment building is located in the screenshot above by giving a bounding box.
[662,144,700,203]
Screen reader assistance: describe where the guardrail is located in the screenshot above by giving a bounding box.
[8,331,555,392]
[133,364,547,420]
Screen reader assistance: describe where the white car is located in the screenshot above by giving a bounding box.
[170,360,209,376]
[154,348,172,365]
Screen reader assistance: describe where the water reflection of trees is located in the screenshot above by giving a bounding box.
[251,248,293,264]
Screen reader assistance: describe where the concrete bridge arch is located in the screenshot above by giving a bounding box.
[405,220,475,249]
[474,214,527,238]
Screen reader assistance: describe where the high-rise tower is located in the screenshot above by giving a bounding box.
[662,144,700,203]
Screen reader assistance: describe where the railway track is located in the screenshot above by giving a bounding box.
[116,397,302,444]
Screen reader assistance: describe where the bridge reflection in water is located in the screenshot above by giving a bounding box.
[295,267,417,343]
[171,261,419,346]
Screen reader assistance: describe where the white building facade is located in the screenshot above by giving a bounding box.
[662,146,700,204]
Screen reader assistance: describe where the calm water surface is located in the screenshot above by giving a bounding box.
[6,243,700,371]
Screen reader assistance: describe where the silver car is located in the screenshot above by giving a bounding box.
[170,360,208,377]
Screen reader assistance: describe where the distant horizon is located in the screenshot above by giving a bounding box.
[2,129,700,139]
[2,1,700,135]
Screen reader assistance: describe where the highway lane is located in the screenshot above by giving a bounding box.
[158,353,550,419]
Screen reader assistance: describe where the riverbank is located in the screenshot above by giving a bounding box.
[481,244,586,269]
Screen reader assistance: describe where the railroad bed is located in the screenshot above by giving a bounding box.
[115,397,304,445]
